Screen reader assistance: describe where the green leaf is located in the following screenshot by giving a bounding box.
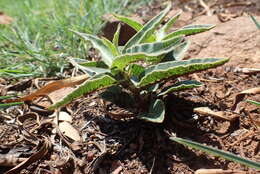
[102,37,120,57]
[0,102,23,109]
[112,53,147,70]
[170,137,260,170]
[49,74,117,110]
[172,40,190,61]
[123,4,171,51]
[250,15,260,30]
[69,58,110,76]
[127,64,145,84]
[158,80,202,96]
[164,24,215,40]
[113,23,121,47]
[156,11,182,40]
[246,100,260,107]
[112,36,184,70]
[70,30,115,67]
[137,58,229,88]
[79,61,108,68]
[138,99,165,123]
[125,35,184,55]
[113,14,143,31]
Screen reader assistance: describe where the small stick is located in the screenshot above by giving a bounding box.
[198,0,212,16]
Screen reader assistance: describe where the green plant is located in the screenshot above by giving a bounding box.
[48,4,229,123]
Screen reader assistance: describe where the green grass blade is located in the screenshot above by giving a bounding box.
[113,14,143,31]
[250,15,260,30]
[0,102,23,109]
[246,100,260,107]
[137,58,229,88]
[123,3,171,51]
[170,137,260,170]
[156,11,182,40]
[164,24,215,40]
[158,80,202,96]
[48,74,117,110]
[138,99,165,123]
[70,30,115,67]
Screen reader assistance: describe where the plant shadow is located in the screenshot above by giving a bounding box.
[87,94,230,173]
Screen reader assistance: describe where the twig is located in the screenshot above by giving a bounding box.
[198,0,212,16]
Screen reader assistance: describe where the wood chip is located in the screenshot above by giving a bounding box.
[0,12,13,25]
[194,107,238,121]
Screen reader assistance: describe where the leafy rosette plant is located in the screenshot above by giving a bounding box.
[49,4,229,123]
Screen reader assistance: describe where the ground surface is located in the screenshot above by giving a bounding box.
[0,0,260,174]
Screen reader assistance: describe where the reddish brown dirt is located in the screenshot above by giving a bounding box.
[0,0,260,173]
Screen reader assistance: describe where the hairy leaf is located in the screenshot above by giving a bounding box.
[79,61,108,68]
[123,4,171,51]
[127,64,145,84]
[138,99,165,123]
[156,11,182,40]
[113,23,121,47]
[102,37,120,57]
[49,74,117,110]
[69,58,109,76]
[172,40,190,61]
[164,24,215,40]
[171,137,260,170]
[137,58,229,87]
[158,80,202,96]
[125,35,183,55]
[112,36,184,70]
[113,14,143,31]
[112,53,147,70]
[71,30,115,66]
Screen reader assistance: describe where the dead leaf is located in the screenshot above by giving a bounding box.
[5,74,88,103]
[59,121,81,142]
[232,87,260,112]
[4,137,51,174]
[0,12,13,25]
[35,87,75,108]
[194,107,238,121]
[58,111,73,123]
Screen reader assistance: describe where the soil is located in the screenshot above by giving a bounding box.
[0,0,260,174]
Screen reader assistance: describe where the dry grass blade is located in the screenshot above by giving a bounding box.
[5,75,88,103]
[232,87,260,112]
